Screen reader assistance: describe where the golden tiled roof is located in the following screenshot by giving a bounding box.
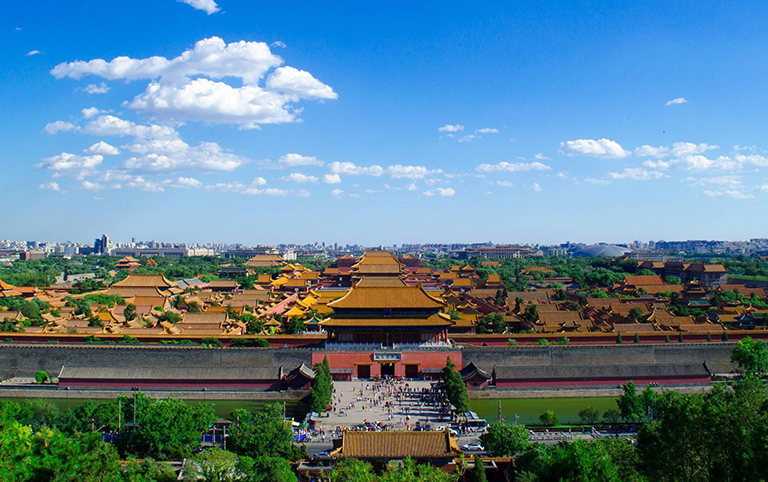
[322,313,453,327]
[328,285,445,310]
[336,430,461,459]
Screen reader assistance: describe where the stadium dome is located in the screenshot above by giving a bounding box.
[572,244,630,258]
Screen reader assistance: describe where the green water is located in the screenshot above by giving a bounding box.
[5,396,616,425]
[6,397,309,420]
[472,397,619,425]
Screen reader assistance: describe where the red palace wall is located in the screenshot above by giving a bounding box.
[58,378,285,389]
[313,351,463,379]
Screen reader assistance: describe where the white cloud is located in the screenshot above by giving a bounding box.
[81,107,109,119]
[476,128,499,134]
[387,165,442,179]
[532,183,541,192]
[496,181,514,187]
[52,37,336,128]
[734,145,757,151]
[38,182,60,191]
[81,83,110,95]
[407,183,418,191]
[735,154,768,168]
[323,173,341,184]
[633,145,670,158]
[665,97,688,107]
[476,161,551,173]
[84,115,246,171]
[330,189,344,199]
[271,41,287,48]
[606,168,665,181]
[178,0,220,14]
[81,180,104,191]
[585,178,612,185]
[559,138,630,158]
[84,141,120,156]
[685,175,742,188]
[459,135,477,142]
[170,176,202,189]
[423,188,455,197]
[534,153,551,161]
[438,124,464,132]
[26,50,41,56]
[758,184,768,192]
[36,152,102,179]
[265,66,337,100]
[328,161,384,176]
[279,153,323,167]
[281,172,318,183]
[702,190,754,199]
[43,121,79,135]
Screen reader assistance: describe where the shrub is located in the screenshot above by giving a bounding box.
[539,410,558,426]
[35,370,50,384]
[536,338,551,346]
[201,338,222,348]
[506,338,518,347]
[616,332,623,344]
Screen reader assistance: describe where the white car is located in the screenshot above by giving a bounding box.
[461,442,485,451]
[436,426,459,437]
[313,451,331,459]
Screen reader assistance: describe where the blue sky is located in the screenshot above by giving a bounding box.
[2,1,768,246]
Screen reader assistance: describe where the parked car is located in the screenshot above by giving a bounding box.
[313,451,331,459]
[461,442,485,451]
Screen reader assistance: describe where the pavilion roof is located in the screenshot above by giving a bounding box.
[328,285,445,310]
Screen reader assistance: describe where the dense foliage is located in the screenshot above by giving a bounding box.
[441,357,470,412]
[309,355,333,413]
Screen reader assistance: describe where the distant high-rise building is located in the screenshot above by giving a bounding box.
[93,234,110,254]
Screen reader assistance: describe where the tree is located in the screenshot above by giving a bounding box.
[442,357,470,413]
[156,311,182,324]
[131,397,216,460]
[237,456,297,482]
[331,458,377,482]
[578,406,600,424]
[201,337,222,348]
[283,317,305,335]
[469,455,488,482]
[480,422,530,456]
[722,330,729,342]
[121,457,177,482]
[617,381,643,422]
[539,410,558,426]
[732,336,768,376]
[603,409,621,424]
[616,332,623,344]
[186,301,202,313]
[123,303,137,322]
[189,448,239,482]
[633,333,640,344]
[310,356,333,413]
[558,335,569,346]
[628,307,643,321]
[35,370,50,384]
[678,332,684,343]
[478,312,506,334]
[228,404,305,461]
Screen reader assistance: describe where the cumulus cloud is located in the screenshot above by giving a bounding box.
[606,168,665,181]
[35,152,102,179]
[38,182,60,191]
[81,83,110,94]
[323,173,341,184]
[702,190,754,199]
[423,187,455,197]
[438,124,464,132]
[585,178,612,185]
[328,161,384,176]
[169,176,202,188]
[26,50,41,56]
[387,165,442,180]
[559,138,630,158]
[475,128,499,134]
[330,189,344,199]
[279,153,323,167]
[665,97,689,107]
[476,161,551,173]
[178,0,220,14]
[496,181,514,187]
[52,37,336,128]
[532,183,541,192]
[83,115,246,171]
[271,41,287,48]
[534,153,551,161]
[265,66,337,100]
[281,172,318,183]
[43,121,79,135]
[81,180,104,191]
[634,142,718,159]
[685,175,742,188]
[407,183,418,191]
[459,135,477,143]
[84,141,120,155]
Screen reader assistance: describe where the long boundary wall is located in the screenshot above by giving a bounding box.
[463,343,738,375]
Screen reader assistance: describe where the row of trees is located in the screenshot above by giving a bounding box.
[309,356,333,412]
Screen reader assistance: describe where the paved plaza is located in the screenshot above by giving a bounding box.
[317,380,452,434]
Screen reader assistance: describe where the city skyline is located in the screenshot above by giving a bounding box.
[3,1,768,245]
